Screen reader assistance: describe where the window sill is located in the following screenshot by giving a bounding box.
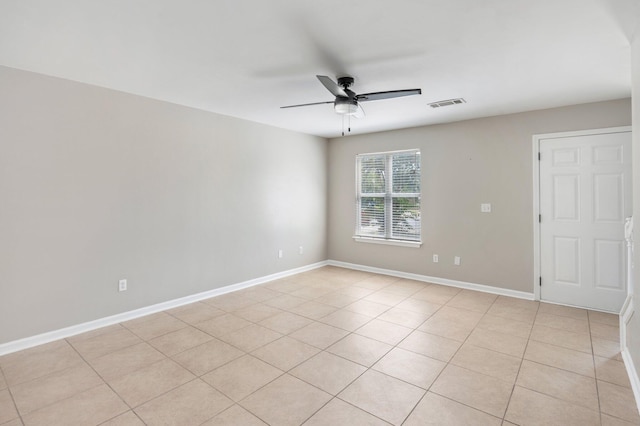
[353,236,422,248]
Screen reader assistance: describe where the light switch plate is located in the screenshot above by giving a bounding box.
[481,203,491,213]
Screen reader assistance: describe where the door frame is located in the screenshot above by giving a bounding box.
[532,126,632,302]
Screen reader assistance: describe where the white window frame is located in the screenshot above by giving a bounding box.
[353,149,422,248]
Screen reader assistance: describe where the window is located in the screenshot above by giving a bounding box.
[355,149,421,246]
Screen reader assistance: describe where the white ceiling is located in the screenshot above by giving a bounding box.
[0,0,638,138]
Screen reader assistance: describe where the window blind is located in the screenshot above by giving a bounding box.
[356,150,421,242]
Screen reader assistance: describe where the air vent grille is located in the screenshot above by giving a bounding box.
[428,98,466,108]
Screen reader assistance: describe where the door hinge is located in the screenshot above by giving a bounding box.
[538,152,541,161]
[539,214,541,223]
[539,276,542,287]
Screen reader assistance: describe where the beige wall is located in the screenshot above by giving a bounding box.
[328,99,631,293]
[0,66,328,344]
[0,62,634,347]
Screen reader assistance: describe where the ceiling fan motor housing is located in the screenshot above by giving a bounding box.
[337,76,355,88]
[334,77,359,115]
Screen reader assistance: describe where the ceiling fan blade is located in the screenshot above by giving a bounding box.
[353,103,365,119]
[357,89,422,102]
[280,100,334,109]
[317,75,348,97]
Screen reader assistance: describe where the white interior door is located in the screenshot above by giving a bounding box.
[539,129,632,312]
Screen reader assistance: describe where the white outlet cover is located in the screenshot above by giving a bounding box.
[433,254,439,263]
[118,279,127,292]
[454,256,461,265]
[481,203,491,213]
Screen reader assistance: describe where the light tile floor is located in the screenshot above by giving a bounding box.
[1,266,638,425]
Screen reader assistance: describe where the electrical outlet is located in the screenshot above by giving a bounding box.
[299,246,304,255]
[481,203,492,213]
[454,256,461,266]
[278,249,283,259]
[118,279,127,292]
[433,254,439,263]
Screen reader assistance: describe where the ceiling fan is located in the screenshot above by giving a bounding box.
[281,75,422,119]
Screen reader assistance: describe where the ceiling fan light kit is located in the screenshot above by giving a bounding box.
[334,99,359,115]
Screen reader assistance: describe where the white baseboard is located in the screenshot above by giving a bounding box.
[621,294,634,349]
[620,295,640,416]
[0,261,328,356]
[327,260,535,300]
[621,350,640,417]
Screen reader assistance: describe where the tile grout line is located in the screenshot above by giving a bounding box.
[229,278,434,424]
[392,295,459,424]
[501,296,541,424]
[168,276,392,417]
[480,294,515,424]
[4,342,123,423]
[300,281,424,425]
[333,398,393,425]
[1,364,26,426]
[199,276,361,424]
[398,292,515,423]
[66,319,239,425]
[121,313,191,343]
[587,310,604,426]
[64,336,137,422]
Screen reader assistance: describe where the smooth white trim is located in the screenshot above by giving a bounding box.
[621,349,640,417]
[540,299,618,314]
[620,294,634,355]
[352,236,422,248]
[532,126,633,302]
[328,260,535,300]
[0,261,328,356]
[532,133,541,301]
[533,126,632,141]
[355,148,420,157]
[620,295,640,416]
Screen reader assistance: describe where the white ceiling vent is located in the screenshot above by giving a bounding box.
[428,98,466,108]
